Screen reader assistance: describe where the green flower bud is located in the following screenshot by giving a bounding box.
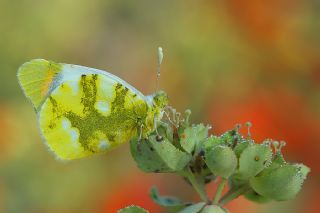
[236,143,273,180]
[180,202,206,213]
[130,134,192,173]
[205,145,237,178]
[203,136,225,151]
[219,125,244,147]
[250,164,310,201]
[118,205,148,213]
[179,123,209,154]
[201,205,229,213]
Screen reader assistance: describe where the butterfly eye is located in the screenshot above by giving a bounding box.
[152,90,168,108]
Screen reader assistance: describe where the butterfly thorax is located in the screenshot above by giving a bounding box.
[142,90,168,136]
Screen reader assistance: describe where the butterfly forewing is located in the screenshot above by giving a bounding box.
[19,60,155,160]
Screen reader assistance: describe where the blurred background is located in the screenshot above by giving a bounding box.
[0,0,319,212]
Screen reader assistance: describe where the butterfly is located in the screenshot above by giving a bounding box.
[17,59,168,160]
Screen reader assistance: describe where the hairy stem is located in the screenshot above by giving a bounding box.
[219,184,250,206]
[179,169,208,202]
[213,178,227,204]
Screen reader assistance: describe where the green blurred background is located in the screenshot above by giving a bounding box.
[1,0,319,212]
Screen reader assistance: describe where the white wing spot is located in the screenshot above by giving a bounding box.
[62,118,71,129]
[70,129,79,142]
[66,81,79,95]
[60,118,80,148]
[99,140,110,151]
[95,101,110,114]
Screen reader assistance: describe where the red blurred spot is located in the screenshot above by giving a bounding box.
[226,0,300,45]
[225,196,259,213]
[99,173,162,213]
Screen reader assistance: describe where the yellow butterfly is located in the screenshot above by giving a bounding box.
[17,56,168,160]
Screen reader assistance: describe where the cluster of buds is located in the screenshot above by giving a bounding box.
[129,109,309,213]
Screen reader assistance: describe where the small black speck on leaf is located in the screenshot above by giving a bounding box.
[156,135,163,142]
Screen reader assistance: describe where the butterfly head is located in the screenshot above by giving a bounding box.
[152,90,168,109]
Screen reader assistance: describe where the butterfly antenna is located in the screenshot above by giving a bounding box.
[156,47,164,91]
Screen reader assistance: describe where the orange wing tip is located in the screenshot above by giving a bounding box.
[17,59,62,110]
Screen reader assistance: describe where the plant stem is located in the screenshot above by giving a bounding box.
[180,169,208,202]
[213,178,226,204]
[219,184,250,206]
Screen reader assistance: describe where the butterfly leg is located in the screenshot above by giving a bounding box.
[138,124,144,141]
[154,116,160,136]
[154,115,164,141]
[137,124,145,152]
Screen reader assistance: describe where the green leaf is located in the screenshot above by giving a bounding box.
[157,122,174,142]
[179,202,206,213]
[234,141,249,158]
[295,163,310,177]
[205,146,237,178]
[117,205,149,213]
[150,187,189,212]
[250,164,310,201]
[265,152,286,172]
[249,151,287,184]
[201,205,229,213]
[236,144,272,180]
[179,124,209,154]
[244,189,271,203]
[130,135,192,173]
